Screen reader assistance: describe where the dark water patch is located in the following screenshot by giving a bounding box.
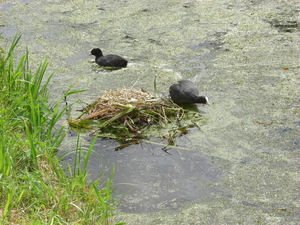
[0,25,17,38]
[183,3,194,9]
[0,0,37,9]
[60,134,228,213]
[263,4,299,33]
[239,157,252,164]
[83,137,227,213]
[0,3,17,9]
[188,40,222,50]
[176,30,227,83]
[267,19,299,33]
[123,34,135,40]
[261,2,300,33]
[148,38,162,45]
[293,121,300,126]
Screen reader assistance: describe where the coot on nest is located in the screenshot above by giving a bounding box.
[90,48,128,67]
[169,80,210,105]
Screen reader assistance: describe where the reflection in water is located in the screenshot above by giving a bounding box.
[82,137,226,213]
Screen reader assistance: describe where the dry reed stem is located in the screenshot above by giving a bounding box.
[70,89,182,130]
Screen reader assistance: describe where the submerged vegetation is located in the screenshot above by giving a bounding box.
[0,36,123,224]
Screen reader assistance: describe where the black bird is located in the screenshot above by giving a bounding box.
[169,80,210,105]
[90,48,128,67]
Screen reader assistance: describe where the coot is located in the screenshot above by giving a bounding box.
[169,80,210,105]
[90,48,128,67]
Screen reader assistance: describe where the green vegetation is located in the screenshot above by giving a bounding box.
[0,36,123,224]
[69,88,206,149]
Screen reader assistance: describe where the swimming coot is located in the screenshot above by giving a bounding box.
[90,48,128,67]
[169,80,210,105]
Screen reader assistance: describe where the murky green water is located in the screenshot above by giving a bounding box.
[1,0,299,224]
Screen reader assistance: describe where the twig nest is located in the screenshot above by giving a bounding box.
[89,89,157,115]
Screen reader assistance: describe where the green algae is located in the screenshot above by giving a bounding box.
[1,0,299,224]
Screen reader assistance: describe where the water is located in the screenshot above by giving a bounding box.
[1,0,299,224]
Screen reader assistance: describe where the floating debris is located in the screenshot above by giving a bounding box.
[68,89,206,145]
[70,89,180,133]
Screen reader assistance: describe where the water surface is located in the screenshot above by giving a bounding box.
[0,0,299,224]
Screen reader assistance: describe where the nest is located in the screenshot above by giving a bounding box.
[69,89,183,135]
[89,89,158,120]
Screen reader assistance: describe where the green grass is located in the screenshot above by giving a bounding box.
[0,36,123,224]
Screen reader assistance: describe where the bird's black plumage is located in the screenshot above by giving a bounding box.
[90,48,128,67]
[169,80,210,105]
